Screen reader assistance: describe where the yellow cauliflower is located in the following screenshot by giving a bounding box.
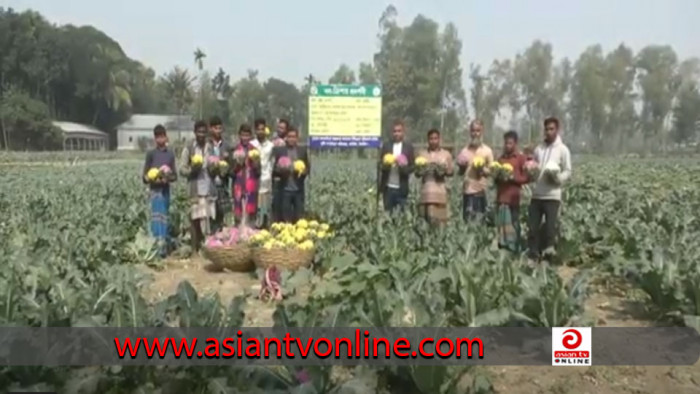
[298,240,314,250]
[147,168,160,181]
[471,156,485,168]
[383,153,395,166]
[294,160,306,174]
[191,154,203,165]
[294,229,309,242]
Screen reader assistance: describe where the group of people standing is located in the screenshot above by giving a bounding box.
[143,113,572,263]
[378,117,572,262]
[142,117,309,257]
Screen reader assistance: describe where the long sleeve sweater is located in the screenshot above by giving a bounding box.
[531,136,572,201]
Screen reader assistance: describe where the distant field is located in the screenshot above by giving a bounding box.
[0,148,372,164]
[0,150,143,164]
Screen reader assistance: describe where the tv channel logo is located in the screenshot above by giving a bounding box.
[552,327,592,366]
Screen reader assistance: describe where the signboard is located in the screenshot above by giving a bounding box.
[308,84,382,148]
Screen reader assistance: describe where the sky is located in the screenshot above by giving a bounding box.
[3,0,700,88]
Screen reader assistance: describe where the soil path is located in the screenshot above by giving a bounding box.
[488,266,700,394]
[142,261,700,394]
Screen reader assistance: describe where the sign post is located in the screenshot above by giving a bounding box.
[307,84,383,214]
[307,84,382,149]
[307,85,382,215]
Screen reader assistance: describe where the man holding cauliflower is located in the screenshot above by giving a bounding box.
[251,118,275,229]
[493,131,529,252]
[527,117,572,263]
[457,119,494,222]
[142,124,177,258]
[208,116,232,234]
[179,120,217,253]
[378,120,415,213]
[231,124,261,226]
[272,127,309,223]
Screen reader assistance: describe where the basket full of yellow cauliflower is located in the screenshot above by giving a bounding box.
[248,219,333,270]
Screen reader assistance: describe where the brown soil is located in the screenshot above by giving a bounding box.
[141,256,274,326]
[142,261,700,394]
[488,266,700,394]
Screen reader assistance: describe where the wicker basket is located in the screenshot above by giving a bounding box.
[202,243,254,272]
[253,247,314,271]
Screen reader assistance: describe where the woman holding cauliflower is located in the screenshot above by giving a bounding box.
[527,117,572,263]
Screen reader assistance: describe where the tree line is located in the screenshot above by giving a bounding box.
[1,5,698,153]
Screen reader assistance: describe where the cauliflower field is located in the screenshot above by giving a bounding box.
[1,156,700,393]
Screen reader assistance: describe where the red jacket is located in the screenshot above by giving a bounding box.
[496,151,529,206]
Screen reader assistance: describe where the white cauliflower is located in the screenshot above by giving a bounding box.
[544,161,560,173]
[543,161,561,184]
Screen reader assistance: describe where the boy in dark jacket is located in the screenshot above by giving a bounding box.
[142,124,177,257]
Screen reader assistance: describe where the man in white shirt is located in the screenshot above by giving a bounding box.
[527,116,572,263]
[251,118,275,228]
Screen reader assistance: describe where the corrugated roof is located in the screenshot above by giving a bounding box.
[53,121,108,136]
[117,114,194,131]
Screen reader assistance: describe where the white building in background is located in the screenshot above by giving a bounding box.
[116,114,194,151]
[54,121,108,151]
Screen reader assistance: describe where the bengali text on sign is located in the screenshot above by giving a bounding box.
[308,84,382,148]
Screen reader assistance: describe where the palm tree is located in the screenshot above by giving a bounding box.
[91,44,132,125]
[162,66,195,117]
[104,69,132,112]
[194,48,206,119]
[194,48,206,71]
[212,67,231,101]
